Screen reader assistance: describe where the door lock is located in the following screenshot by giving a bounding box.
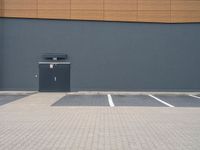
[50,64,54,69]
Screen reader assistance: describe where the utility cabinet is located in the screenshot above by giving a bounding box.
[39,62,70,92]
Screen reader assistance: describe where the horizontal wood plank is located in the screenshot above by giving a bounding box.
[171,10,200,22]
[4,0,37,10]
[104,10,137,21]
[71,10,104,20]
[38,0,70,10]
[171,1,200,11]
[138,10,171,22]
[38,9,70,19]
[138,0,171,10]
[104,0,137,11]
[4,9,37,18]
[71,0,103,10]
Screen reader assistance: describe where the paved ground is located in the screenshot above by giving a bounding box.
[0,95,29,106]
[111,95,166,107]
[0,92,200,150]
[155,95,200,107]
[53,95,108,106]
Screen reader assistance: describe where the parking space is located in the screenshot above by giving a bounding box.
[51,94,200,107]
[52,95,109,106]
[0,95,29,106]
[195,94,200,98]
[112,95,166,107]
[154,95,200,107]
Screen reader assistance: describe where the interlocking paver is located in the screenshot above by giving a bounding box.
[0,93,200,150]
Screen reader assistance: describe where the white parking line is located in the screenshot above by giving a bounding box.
[107,94,115,107]
[189,94,200,100]
[148,94,175,107]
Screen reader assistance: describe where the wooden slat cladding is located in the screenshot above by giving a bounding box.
[104,0,137,11]
[0,0,3,17]
[104,10,137,21]
[104,0,137,22]
[71,0,103,10]
[171,0,200,11]
[38,0,70,10]
[3,0,37,18]
[1,0,200,23]
[138,0,171,11]
[138,0,171,22]
[38,10,70,19]
[38,0,70,19]
[71,10,103,20]
[4,9,37,18]
[4,0,37,9]
[138,10,171,22]
[71,0,103,20]
[171,10,200,22]
[171,0,200,22]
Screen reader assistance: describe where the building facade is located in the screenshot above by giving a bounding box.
[0,0,200,91]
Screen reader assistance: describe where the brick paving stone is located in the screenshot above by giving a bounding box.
[0,93,200,150]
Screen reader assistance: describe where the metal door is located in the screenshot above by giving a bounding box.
[39,62,70,92]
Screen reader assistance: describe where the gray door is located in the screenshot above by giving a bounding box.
[39,63,70,92]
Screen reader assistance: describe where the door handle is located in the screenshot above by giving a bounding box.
[54,77,57,82]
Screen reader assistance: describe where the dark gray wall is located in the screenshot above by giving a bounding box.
[0,18,4,89]
[0,18,200,91]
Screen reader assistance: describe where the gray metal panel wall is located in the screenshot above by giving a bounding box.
[0,18,200,91]
[0,19,4,89]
